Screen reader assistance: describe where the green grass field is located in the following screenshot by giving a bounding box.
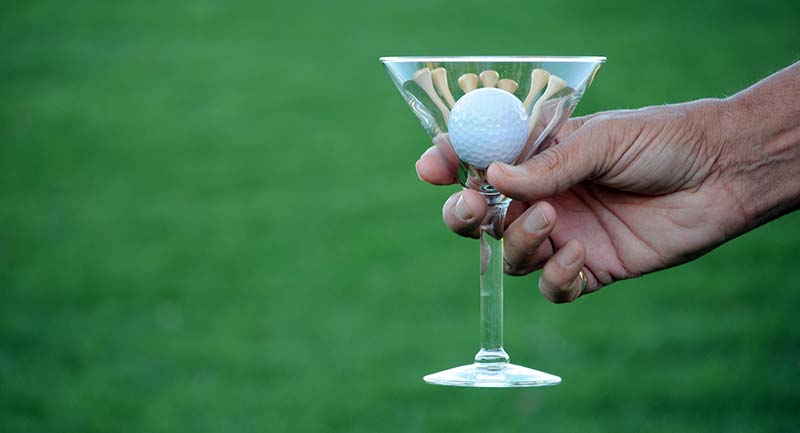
[2,1,799,432]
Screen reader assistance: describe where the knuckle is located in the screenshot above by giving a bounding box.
[441,206,451,224]
[543,290,571,304]
[460,231,480,239]
[448,220,474,237]
[539,275,578,304]
[441,194,458,217]
[549,296,573,304]
[583,115,624,175]
[503,258,529,276]
[532,149,568,194]
[536,148,565,172]
[549,288,575,303]
[538,278,558,302]
[556,280,576,295]
[584,114,611,129]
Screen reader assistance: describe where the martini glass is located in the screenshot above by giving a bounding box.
[381,56,605,387]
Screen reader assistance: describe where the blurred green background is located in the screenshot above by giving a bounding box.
[2,0,799,432]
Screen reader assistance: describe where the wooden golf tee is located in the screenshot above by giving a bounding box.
[496,79,519,94]
[479,70,500,88]
[458,73,479,93]
[528,75,567,132]
[431,68,457,108]
[522,68,551,111]
[413,68,451,125]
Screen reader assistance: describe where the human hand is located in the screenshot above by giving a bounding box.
[417,99,751,303]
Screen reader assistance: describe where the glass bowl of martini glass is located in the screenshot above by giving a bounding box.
[381,56,605,387]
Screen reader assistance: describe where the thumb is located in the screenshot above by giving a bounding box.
[487,119,614,201]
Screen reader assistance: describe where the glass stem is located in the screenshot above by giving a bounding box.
[474,193,511,366]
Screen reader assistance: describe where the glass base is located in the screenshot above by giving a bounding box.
[423,362,561,388]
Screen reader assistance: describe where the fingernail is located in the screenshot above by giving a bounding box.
[557,244,581,268]
[454,194,473,221]
[524,204,549,233]
[419,146,436,161]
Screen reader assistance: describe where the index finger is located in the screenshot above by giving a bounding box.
[417,115,594,186]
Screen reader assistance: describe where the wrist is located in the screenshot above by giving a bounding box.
[713,93,800,230]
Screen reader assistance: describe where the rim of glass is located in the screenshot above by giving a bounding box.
[380,56,606,63]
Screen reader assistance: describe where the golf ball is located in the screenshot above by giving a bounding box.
[448,87,530,169]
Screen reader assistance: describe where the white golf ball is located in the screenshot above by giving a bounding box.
[448,87,530,169]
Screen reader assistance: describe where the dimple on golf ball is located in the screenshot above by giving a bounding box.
[448,87,530,169]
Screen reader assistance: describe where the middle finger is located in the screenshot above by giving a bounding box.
[503,201,557,275]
